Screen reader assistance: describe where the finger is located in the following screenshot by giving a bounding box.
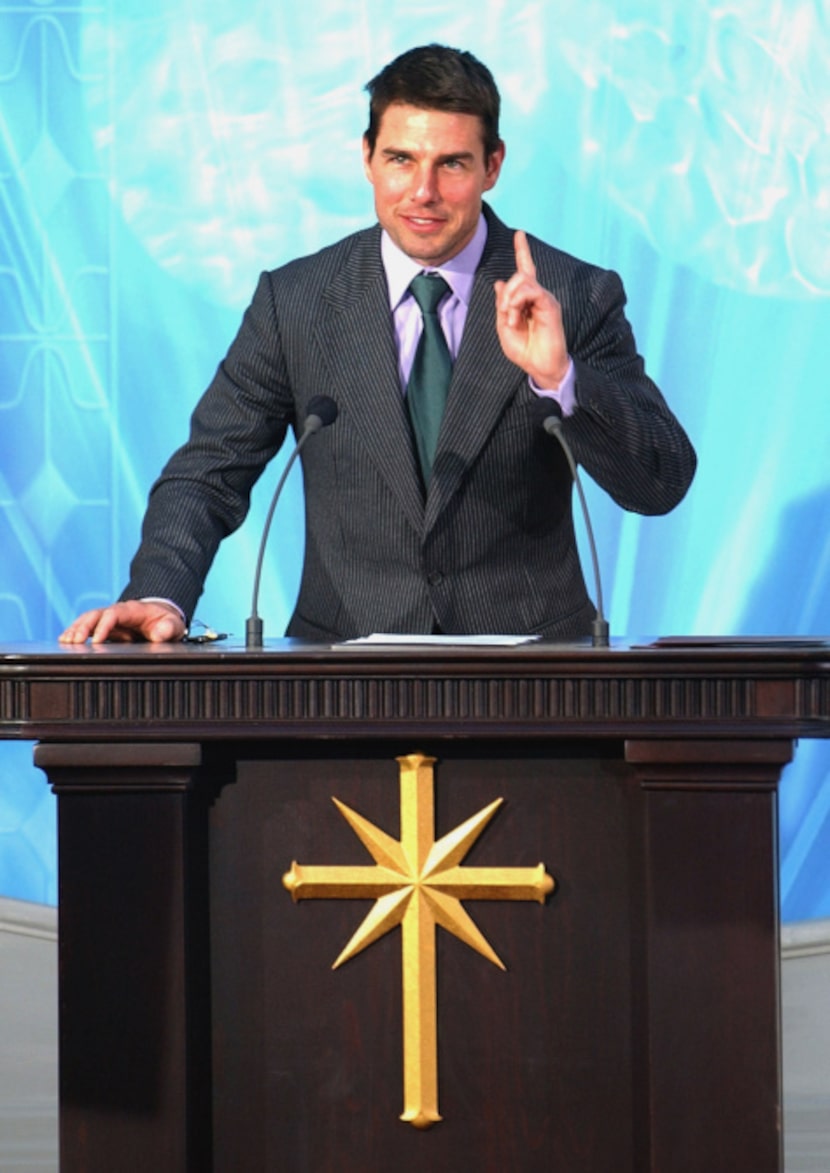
[146,614,185,643]
[500,287,539,331]
[514,230,536,279]
[59,610,101,643]
[105,628,137,643]
[89,607,122,644]
[494,272,533,321]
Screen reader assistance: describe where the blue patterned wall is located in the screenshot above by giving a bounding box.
[1,1,828,916]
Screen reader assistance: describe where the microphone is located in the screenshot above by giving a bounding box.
[245,396,338,648]
[538,402,610,647]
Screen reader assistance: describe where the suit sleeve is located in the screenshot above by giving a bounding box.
[120,272,294,621]
[555,263,696,515]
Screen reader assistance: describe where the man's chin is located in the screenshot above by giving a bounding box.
[397,233,459,267]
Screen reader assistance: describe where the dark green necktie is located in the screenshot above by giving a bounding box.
[406,273,452,483]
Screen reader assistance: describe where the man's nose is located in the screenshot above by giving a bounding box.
[410,166,439,202]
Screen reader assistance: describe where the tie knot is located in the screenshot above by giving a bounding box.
[409,272,450,316]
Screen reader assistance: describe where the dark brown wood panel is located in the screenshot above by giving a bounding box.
[627,739,791,1173]
[38,746,213,1173]
[209,744,635,1172]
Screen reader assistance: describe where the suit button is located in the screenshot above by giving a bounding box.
[427,571,444,587]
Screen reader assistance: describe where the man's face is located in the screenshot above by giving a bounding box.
[363,103,504,267]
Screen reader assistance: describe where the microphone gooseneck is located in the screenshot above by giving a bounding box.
[245,396,338,648]
[540,406,610,648]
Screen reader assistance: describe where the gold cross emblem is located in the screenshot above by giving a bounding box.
[282,752,555,1128]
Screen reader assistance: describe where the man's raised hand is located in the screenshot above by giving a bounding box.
[494,230,570,389]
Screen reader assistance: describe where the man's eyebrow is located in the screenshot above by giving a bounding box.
[379,147,476,163]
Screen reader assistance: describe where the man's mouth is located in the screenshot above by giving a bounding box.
[402,215,445,229]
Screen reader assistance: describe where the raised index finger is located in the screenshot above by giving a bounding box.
[514,229,536,279]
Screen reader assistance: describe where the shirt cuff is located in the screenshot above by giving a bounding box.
[529,358,576,417]
[140,597,187,624]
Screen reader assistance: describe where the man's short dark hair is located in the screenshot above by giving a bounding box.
[364,44,502,160]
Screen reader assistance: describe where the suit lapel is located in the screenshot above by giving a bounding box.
[315,230,426,534]
[425,209,523,531]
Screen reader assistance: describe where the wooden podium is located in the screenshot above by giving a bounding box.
[1,638,828,1172]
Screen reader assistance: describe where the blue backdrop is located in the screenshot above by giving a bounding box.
[1,1,828,917]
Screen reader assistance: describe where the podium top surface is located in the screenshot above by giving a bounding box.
[1,633,828,659]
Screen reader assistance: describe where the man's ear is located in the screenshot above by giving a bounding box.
[484,140,506,191]
[362,135,374,183]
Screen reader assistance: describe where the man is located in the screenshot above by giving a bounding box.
[60,44,696,645]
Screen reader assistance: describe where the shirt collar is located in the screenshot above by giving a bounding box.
[381,214,488,311]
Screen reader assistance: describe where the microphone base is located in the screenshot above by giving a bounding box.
[591,618,610,648]
[245,617,264,649]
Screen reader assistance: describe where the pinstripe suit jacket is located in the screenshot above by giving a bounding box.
[123,205,696,639]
